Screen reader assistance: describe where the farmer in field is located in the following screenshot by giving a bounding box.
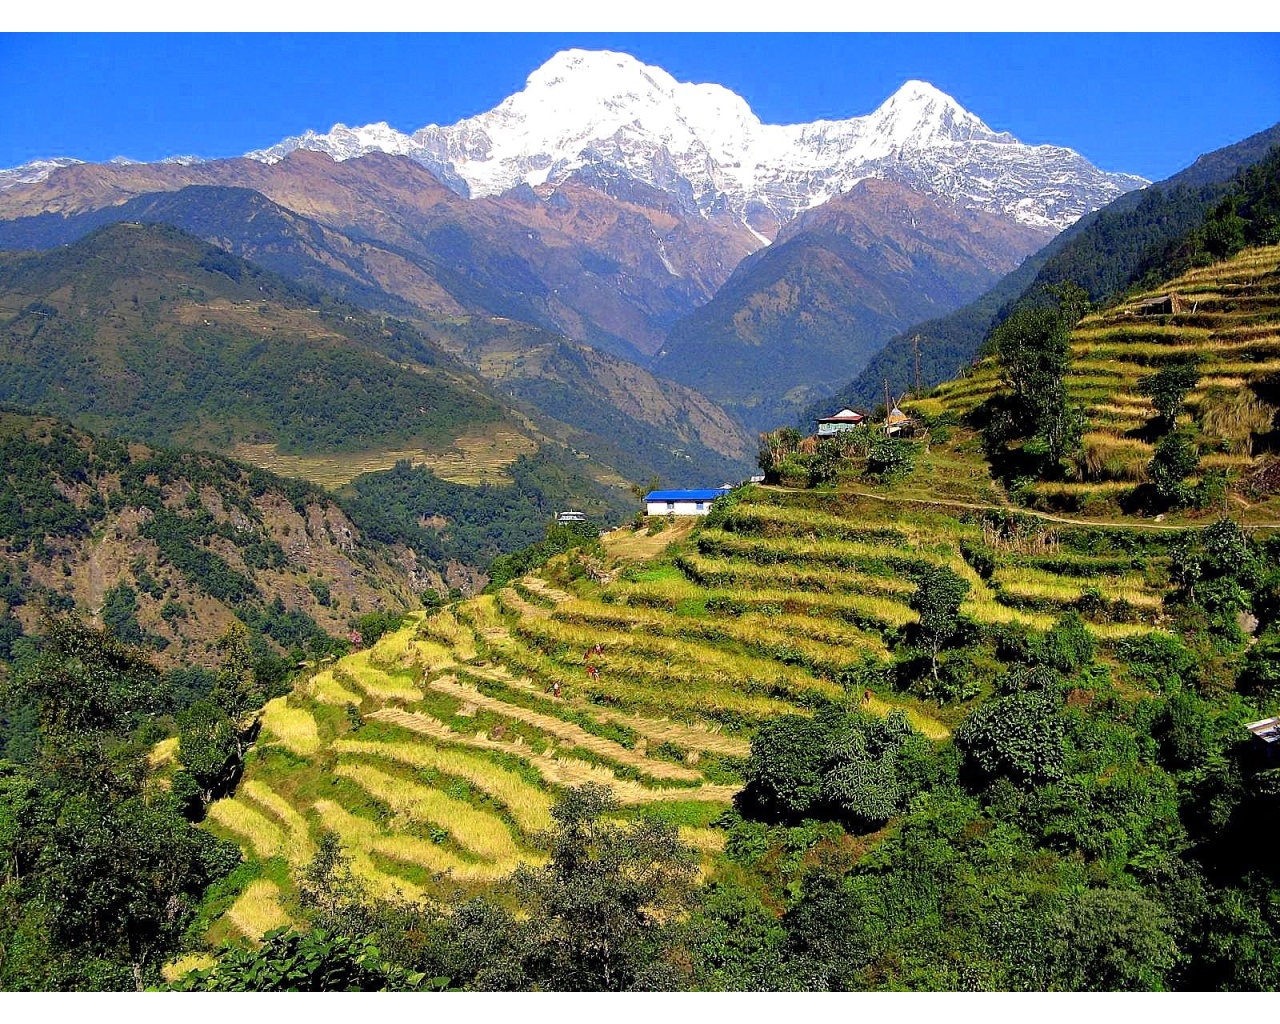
[552,681,562,698]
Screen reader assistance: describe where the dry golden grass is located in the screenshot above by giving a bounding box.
[229,425,538,489]
[225,879,292,942]
[205,797,284,859]
[365,708,739,806]
[309,800,431,898]
[259,698,321,757]
[307,669,361,706]
[339,651,424,702]
[677,826,727,853]
[333,738,555,833]
[424,675,705,782]
[241,779,316,866]
[312,799,524,885]
[161,953,217,984]
[602,517,697,561]
[148,736,179,768]
[333,759,522,863]
[418,609,479,660]
[518,576,574,605]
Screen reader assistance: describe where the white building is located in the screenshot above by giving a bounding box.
[644,487,730,516]
[816,408,865,435]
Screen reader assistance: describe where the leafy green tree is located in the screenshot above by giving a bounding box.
[955,692,1066,787]
[909,566,970,681]
[175,700,242,807]
[865,437,914,483]
[807,437,845,488]
[208,622,260,719]
[1149,432,1200,507]
[1049,888,1178,991]
[983,299,1086,476]
[740,708,925,831]
[1,616,239,989]
[512,784,699,991]
[686,878,788,991]
[1138,361,1202,433]
[1238,628,1280,694]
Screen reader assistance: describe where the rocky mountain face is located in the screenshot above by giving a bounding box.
[0,189,754,482]
[242,49,1144,236]
[652,178,1051,432]
[0,410,425,672]
[0,149,757,363]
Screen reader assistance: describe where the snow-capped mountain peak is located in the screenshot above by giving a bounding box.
[1,49,1146,233]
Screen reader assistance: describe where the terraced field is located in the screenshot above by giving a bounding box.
[929,244,1280,517]
[187,467,1212,949]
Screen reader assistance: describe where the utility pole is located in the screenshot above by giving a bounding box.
[913,335,921,397]
[883,379,892,434]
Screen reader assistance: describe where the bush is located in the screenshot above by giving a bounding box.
[1117,633,1197,692]
[865,437,914,483]
[1032,611,1095,675]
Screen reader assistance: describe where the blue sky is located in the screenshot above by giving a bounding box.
[2,33,1278,181]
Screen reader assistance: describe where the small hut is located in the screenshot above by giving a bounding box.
[885,405,912,437]
[1136,293,1185,317]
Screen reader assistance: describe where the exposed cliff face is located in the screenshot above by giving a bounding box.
[0,411,423,671]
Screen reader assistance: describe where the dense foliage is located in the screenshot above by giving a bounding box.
[0,619,240,990]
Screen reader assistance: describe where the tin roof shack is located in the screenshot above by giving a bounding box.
[816,408,865,436]
[555,511,588,523]
[1245,716,1280,770]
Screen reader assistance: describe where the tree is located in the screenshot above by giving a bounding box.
[955,692,1065,787]
[865,437,915,483]
[209,622,260,719]
[1049,888,1178,991]
[984,300,1087,475]
[1149,432,1201,507]
[739,707,924,831]
[1138,361,1202,434]
[910,566,970,681]
[175,700,242,808]
[0,616,239,990]
[512,784,699,991]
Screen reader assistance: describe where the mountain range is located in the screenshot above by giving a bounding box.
[0,48,1149,453]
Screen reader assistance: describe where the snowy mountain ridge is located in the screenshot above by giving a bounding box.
[244,49,1146,233]
[0,49,1146,234]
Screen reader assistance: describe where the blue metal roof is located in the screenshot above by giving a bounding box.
[645,489,728,502]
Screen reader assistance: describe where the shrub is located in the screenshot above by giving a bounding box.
[1032,611,1095,675]
[865,437,914,483]
[1117,633,1197,692]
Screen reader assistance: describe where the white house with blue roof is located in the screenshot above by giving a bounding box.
[644,486,731,516]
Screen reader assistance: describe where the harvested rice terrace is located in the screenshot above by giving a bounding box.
[190,472,1203,950]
